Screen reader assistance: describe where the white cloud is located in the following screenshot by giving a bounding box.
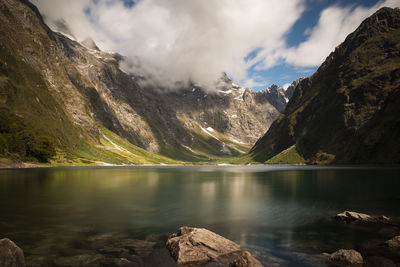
[282,0,400,67]
[31,0,399,90]
[32,0,305,90]
[242,77,267,89]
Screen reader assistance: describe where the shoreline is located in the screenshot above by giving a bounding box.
[1,162,399,170]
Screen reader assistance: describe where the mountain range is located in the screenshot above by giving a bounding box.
[0,0,289,165]
[0,0,399,165]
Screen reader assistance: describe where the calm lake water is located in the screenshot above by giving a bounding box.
[1,165,400,266]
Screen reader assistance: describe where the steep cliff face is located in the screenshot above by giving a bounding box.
[251,7,400,164]
[0,0,280,163]
[256,84,288,113]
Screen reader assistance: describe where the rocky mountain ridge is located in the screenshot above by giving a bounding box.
[250,7,400,164]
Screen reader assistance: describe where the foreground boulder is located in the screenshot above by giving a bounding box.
[166,227,263,266]
[328,249,363,266]
[0,238,25,267]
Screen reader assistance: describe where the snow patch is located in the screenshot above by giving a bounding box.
[219,89,232,94]
[231,82,240,88]
[200,125,220,141]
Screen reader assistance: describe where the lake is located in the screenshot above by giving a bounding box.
[0,165,399,266]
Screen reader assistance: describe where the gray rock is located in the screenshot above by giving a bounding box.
[166,226,242,265]
[385,236,400,248]
[335,211,373,222]
[229,251,263,267]
[166,227,263,266]
[328,249,363,266]
[0,238,25,267]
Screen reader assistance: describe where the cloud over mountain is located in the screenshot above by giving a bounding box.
[32,0,398,90]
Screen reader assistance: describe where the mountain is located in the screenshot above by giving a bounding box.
[255,81,301,113]
[284,78,303,100]
[258,84,288,113]
[250,7,400,164]
[0,0,280,165]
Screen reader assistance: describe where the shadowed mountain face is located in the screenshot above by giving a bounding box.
[251,7,400,164]
[0,0,282,163]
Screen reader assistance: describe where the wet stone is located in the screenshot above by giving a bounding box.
[0,238,25,267]
[328,249,363,266]
[385,236,400,248]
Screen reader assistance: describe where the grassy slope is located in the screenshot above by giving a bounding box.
[159,120,254,164]
[51,126,183,166]
[0,46,185,166]
[0,46,84,165]
[265,145,306,164]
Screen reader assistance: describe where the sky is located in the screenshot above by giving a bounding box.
[32,0,399,91]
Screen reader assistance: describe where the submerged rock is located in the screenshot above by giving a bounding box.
[115,238,156,258]
[166,226,263,266]
[335,211,392,224]
[365,256,396,267]
[0,238,25,267]
[335,211,373,222]
[385,236,400,248]
[328,249,363,266]
[75,234,113,250]
[53,253,105,267]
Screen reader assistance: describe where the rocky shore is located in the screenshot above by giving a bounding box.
[1,214,400,266]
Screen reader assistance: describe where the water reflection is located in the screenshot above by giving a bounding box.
[0,166,400,266]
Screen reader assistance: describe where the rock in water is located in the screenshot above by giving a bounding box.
[0,238,25,267]
[385,236,400,248]
[335,211,372,222]
[329,249,363,266]
[335,211,393,224]
[166,227,263,266]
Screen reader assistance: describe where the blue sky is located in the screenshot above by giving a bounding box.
[34,0,398,91]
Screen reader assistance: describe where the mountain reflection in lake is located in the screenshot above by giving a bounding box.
[1,165,399,266]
